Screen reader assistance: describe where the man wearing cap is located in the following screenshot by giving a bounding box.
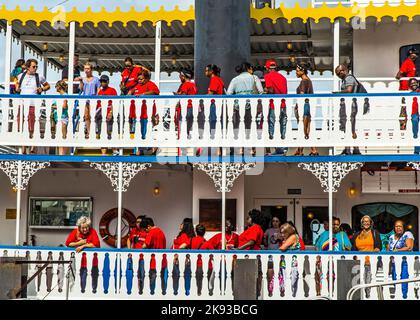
[175,69,197,95]
[264,59,288,94]
[98,75,117,96]
[396,48,418,91]
[98,75,118,155]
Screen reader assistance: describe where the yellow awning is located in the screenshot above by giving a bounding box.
[1,1,419,26]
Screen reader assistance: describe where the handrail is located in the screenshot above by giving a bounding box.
[307,295,331,300]
[347,277,420,300]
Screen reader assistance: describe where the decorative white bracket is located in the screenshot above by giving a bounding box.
[298,162,363,192]
[0,161,50,190]
[90,162,152,192]
[193,162,256,192]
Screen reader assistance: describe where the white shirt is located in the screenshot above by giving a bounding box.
[227,72,264,95]
[17,73,47,95]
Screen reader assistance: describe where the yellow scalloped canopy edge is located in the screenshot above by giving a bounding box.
[1,1,420,26]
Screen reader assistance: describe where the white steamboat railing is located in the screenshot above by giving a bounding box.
[3,246,420,300]
[0,92,419,148]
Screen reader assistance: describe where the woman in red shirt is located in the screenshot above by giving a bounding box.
[65,216,100,253]
[237,209,265,250]
[127,215,148,249]
[175,69,197,95]
[209,218,239,250]
[172,218,195,249]
[205,64,225,95]
[128,70,160,96]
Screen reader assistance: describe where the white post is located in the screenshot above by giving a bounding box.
[4,21,13,94]
[333,19,340,92]
[221,161,226,296]
[15,147,23,246]
[21,40,26,59]
[116,161,123,294]
[68,21,76,95]
[328,148,333,299]
[154,21,162,89]
[43,56,48,79]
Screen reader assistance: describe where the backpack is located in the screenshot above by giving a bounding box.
[18,71,41,95]
[345,74,367,93]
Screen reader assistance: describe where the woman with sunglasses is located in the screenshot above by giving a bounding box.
[127,215,148,249]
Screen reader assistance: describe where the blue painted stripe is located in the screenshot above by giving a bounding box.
[0,92,418,100]
[0,245,418,255]
[0,154,420,163]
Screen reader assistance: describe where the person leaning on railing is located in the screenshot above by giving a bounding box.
[408,78,420,155]
[236,209,264,250]
[351,215,382,251]
[278,222,301,251]
[171,218,196,249]
[65,216,100,253]
[396,47,418,91]
[387,220,414,252]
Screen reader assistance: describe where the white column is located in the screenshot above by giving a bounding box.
[333,19,340,92]
[21,40,26,59]
[116,161,123,294]
[328,148,333,299]
[4,21,13,94]
[154,21,162,89]
[15,148,23,245]
[68,21,76,95]
[221,161,226,295]
[43,56,48,79]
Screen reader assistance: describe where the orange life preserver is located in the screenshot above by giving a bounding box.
[99,208,137,248]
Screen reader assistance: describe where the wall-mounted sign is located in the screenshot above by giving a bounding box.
[287,189,302,195]
[6,208,16,220]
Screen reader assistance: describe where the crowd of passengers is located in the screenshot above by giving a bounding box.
[8,48,420,156]
[66,209,414,253]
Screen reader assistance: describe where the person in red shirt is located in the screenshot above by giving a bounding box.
[98,75,118,155]
[120,57,146,95]
[172,218,195,249]
[208,218,239,250]
[175,69,197,95]
[190,224,214,250]
[98,75,117,96]
[237,209,265,250]
[205,64,225,95]
[129,70,160,96]
[396,48,418,91]
[127,215,148,249]
[65,216,100,253]
[141,217,166,249]
[264,59,287,94]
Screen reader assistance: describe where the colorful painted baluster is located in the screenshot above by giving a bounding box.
[209,99,217,139]
[315,255,322,296]
[95,100,102,139]
[149,254,157,295]
[207,254,215,296]
[364,256,372,298]
[184,254,192,296]
[102,253,110,294]
[125,254,133,295]
[414,256,420,299]
[69,252,76,291]
[196,254,204,296]
[83,100,91,138]
[114,255,122,293]
[290,255,299,298]
[339,98,347,133]
[401,256,409,299]
[375,256,385,299]
[327,260,335,295]
[151,100,159,130]
[174,100,181,140]
[231,255,237,292]
[279,255,286,297]
[91,253,99,294]
[303,255,311,298]
[303,98,311,139]
[267,255,274,297]
[294,102,300,126]
[256,98,263,139]
[244,99,252,139]
[138,253,145,295]
[36,251,42,292]
[80,252,87,293]
[363,97,370,115]
[256,255,263,299]
[197,99,205,139]
[140,99,148,139]
[399,97,407,130]
[46,251,53,292]
[106,100,113,139]
[412,97,419,142]
[160,254,168,295]
[389,256,397,299]
[280,98,287,139]
[72,100,80,136]
[129,99,136,139]
[351,98,358,139]
[172,254,180,295]
[57,252,64,293]
[267,99,275,139]
[186,99,193,138]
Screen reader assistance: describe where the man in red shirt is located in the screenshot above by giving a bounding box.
[120,57,145,95]
[205,64,225,95]
[142,217,166,249]
[191,224,214,250]
[98,75,117,96]
[127,215,148,249]
[264,59,288,94]
[396,48,418,91]
[175,69,197,95]
[65,216,100,252]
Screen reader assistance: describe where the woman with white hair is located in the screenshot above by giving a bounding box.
[351,215,382,251]
[66,216,100,252]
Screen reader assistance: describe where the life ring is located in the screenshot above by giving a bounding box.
[99,208,137,248]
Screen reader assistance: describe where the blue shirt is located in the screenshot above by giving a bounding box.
[82,77,100,96]
[315,231,351,251]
